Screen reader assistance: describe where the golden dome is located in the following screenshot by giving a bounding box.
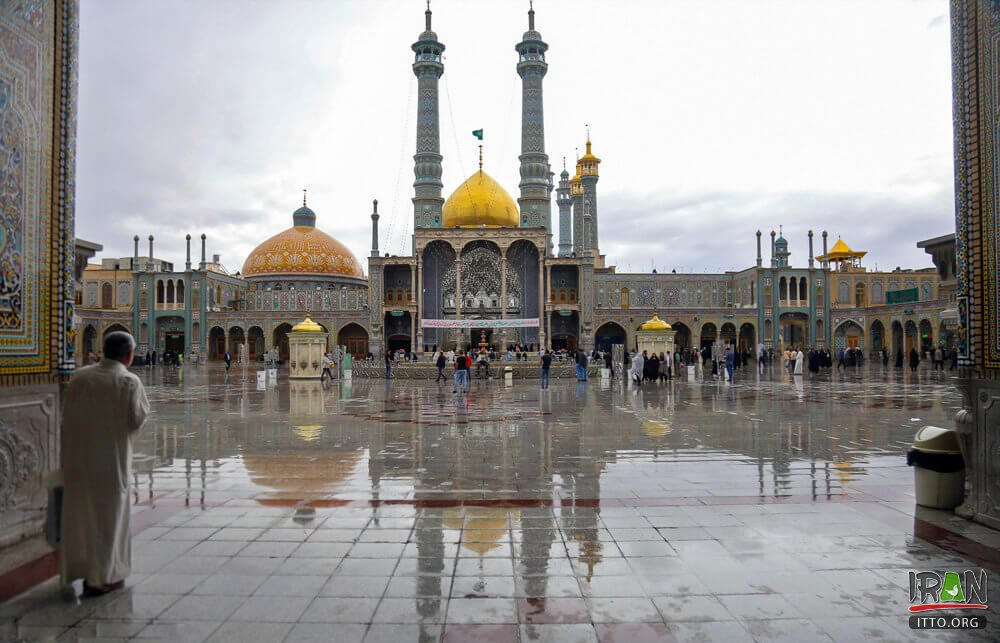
[642,419,671,438]
[242,200,364,279]
[243,449,363,502]
[441,170,519,228]
[640,314,671,331]
[443,507,517,556]
[291,316,324,333]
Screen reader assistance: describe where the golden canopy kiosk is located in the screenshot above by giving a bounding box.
[816,238,867,271]
[288,316,328,380]
[635,314,676,357]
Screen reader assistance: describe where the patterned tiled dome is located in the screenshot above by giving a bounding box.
[242,202,364,279]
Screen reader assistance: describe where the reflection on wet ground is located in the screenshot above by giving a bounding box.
[3,364,998,642]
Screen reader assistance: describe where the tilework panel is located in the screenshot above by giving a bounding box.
[0,0,76,377]
[953,0,1000,372]
[0,2,54,373]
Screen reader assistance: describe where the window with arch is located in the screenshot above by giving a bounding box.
[872,282,883,303]
[101,283,113,309]
[176,280,185,305]
[558,289,567,304]
[779,277,787,302]
[855,282,866,308]
[799,277,807,302]
[838,281,850,305]
[750,282,755,305]
[192,288,201,310]
[166,280,175,304]
[569,289,577,304]
[620,287,630,309]
[156,280,164,304]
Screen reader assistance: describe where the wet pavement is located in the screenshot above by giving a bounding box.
[2,363,999,642]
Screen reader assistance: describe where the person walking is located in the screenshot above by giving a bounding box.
[725,345,735,382]
[645,351,659,383]
[435,350,447,382]
[575,348,588,382]
[934,345,944,371]
[384,351,392,379]
[223,350,231,373]
[453,350,469,393]
[321,353,334,381]
[793,347,804,375]
[60,331,150,597]
[541,350,552,389]
[909,347,920,372]
[629,351,645,386]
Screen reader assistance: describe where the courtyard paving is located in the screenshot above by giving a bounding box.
[2,363,998,642]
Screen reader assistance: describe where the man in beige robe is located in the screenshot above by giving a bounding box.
[60,331,149,597]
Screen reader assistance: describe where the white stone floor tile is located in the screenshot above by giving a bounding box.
[2,370,997,642]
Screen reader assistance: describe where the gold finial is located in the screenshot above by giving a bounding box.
[563,156,566,170]
[779,224,783,236]
[302,188,307,207]
[478,144,483,171]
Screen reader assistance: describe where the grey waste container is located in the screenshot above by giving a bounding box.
[906,426,965,509]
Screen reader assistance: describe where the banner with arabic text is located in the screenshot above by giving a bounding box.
[420,318,539,329]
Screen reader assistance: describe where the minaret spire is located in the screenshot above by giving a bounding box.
[557,156,572,257]
[576,128,601,258]
[412,2,446,227]
[516,0,552,250]
[370,199,380,257]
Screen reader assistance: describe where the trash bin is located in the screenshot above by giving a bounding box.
[907,425,965,509]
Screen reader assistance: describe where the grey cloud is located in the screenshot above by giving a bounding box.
[595,188,951,274]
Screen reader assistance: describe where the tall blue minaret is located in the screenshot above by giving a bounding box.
[577,133,601,257]
[412,3,445,228]
[516,2,552,250]
[557,159,572,257]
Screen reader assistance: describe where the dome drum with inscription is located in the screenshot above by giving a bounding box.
[242,199,366,285]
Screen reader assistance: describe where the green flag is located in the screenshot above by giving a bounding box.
[472,129,483,140]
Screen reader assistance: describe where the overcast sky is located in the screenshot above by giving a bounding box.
[76,0,953,275]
